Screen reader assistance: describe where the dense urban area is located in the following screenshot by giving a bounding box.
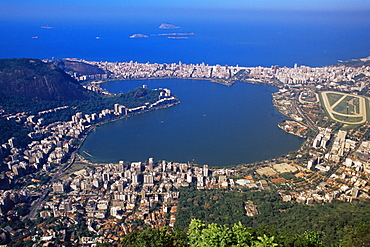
[1,56,370,245]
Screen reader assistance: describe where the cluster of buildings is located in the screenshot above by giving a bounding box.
[31,159,240,245]
[70,59,241,82]
[248,63,369,86]
[4,106,70,127]
[65,58,370,91]
[312,127,332,150]
[0,87,178,221]
[308,129,357,172]
[276,128,370,205]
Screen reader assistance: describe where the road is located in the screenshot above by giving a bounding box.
[26,151,77,220]
[292,93,319,134]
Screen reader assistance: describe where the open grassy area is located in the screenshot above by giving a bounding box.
[333,102,359,115]
[332,96,356,114]
[327,92,343,106]
[353,99,360,114]
[69,162,89,170]
[343,96,355,102]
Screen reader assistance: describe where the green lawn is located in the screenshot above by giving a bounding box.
[326,93,343,106]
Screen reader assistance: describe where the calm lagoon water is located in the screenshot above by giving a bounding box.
[79,79,304,166]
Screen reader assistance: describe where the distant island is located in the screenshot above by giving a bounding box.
[131,32,195,39]
[157,32,195,36]
[168,36,189,39]
[129,33,149,38]
[159,22,180,29]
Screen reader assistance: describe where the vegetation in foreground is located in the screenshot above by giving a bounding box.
[175,188,370,246]
[120,219,370,247]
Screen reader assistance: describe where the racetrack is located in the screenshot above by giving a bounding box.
[320,91,367,125]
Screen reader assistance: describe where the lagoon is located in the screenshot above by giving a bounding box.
[79,79,304,166]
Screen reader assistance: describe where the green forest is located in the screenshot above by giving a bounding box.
[120,219,370,247]
[174,186,370,246]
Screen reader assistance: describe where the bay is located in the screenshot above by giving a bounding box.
[79,79,304,166]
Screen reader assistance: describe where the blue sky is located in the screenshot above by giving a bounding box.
[1,0,370,21]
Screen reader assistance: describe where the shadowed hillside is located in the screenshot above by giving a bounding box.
[0,58,91,101]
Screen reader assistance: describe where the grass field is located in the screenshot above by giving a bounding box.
[327,93,343,105]
[331,96,358,114]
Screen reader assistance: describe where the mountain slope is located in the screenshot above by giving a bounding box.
[53,59,105,75]
[0,58,91,101]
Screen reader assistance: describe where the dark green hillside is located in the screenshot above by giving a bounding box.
[0,58,91,101]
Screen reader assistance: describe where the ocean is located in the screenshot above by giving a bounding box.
[0,10,369,67]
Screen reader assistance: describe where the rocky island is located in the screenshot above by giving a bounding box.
[129,33,149,39]
[159,22,180,29]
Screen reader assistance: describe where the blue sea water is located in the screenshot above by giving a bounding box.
[0,10,369,67]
